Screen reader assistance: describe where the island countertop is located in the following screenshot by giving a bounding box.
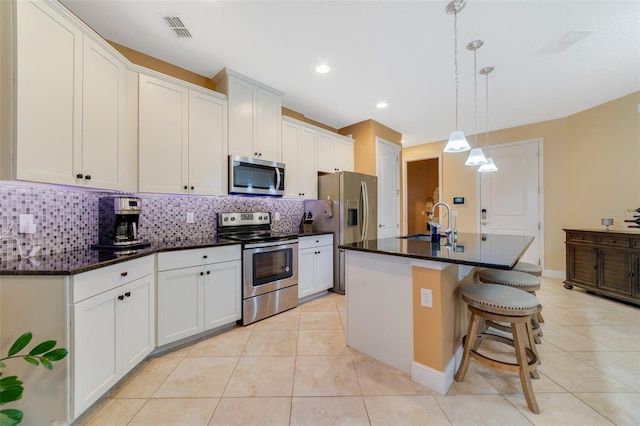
[339,232,534,270]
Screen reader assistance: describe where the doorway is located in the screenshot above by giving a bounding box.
[405,157,440,235]
[478,139,543,266]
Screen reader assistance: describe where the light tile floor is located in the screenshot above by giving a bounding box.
[76,277,640,425]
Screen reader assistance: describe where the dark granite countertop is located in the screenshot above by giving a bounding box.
[339,233,534,270]
[0,239,241,276]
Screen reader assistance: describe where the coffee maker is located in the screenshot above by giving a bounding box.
[94,196,150,249]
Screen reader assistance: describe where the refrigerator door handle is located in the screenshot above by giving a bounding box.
[361,181,369,241]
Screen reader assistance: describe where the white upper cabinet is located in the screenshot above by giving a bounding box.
[213,68,283,162]
[138,74,228,195]
[12,0,133,190]
[281,117,318,199]
[316,130,355,173]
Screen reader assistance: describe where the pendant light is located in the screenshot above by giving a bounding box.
[443,0,471,153]
[465,40,488,166]
[478,66,498,173]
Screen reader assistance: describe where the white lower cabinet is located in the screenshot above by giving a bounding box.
[298,234,334,298]
[72,256,155,418]
[157,245,242,346]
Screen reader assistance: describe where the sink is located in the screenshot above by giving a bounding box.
[397,234,431,241]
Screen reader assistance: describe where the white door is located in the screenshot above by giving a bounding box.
[479,140,541,265]
[376,138,400,238]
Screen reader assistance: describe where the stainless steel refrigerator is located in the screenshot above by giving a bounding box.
[304,171,377,294]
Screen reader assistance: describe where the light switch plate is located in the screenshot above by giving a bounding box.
[186,212,195,224]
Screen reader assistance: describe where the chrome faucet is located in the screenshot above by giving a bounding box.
[429,202,453,243]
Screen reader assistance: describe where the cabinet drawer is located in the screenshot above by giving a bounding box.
[158,244,241,271]
[299,234,333,250]
[73,255,154,303]
[596,236,630,248]
[567,232,596,244]
[631,239,640,250]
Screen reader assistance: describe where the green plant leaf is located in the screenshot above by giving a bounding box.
[0,376,23,389]
[42,349,68,362]
[7,333,32,357]
[40,358,53,370]
[28,340,56,356]
[21,357,38,367]
[0,362,5,368]
[0,408,23,426]
[0,387,23,405]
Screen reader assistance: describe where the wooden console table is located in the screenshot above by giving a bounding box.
[564,229,640,305]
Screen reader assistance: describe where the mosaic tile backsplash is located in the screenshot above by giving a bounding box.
[0,182,305,262]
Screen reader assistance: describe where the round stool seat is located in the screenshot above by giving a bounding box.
[478,269,541,292]
[461,283,540,317]
[513,261,543,277]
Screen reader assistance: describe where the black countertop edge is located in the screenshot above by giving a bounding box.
[338,244,515,270]
[0,239,242,276]
[338,232,534,271]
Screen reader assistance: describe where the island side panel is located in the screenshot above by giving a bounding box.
[345,250,413,373]
[412,265,468,371]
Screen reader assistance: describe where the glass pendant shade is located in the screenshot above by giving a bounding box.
[478,158,498,172]
[444,131,471,152]
[465,147,488,165]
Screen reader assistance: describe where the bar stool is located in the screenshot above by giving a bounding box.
[478,269,544,342]
[513,261,544,323]
[456,283,541,414]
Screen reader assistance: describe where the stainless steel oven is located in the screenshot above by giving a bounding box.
[217,212,299,325]
[242,239,298,324]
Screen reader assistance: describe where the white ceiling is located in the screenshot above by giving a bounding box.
[59,0,640,146]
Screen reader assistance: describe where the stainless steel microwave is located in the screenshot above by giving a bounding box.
[229,155,285,196]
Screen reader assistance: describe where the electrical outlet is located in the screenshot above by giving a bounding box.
[186,212,195,224]
[19,214,36,234]
[275,212,281,221]
[420,288,433,308]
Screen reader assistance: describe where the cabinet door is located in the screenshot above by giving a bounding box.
[73,287,121,417]
[188,90,228,195]
[298,248,316,298]
[282,121,301,198]
[298,126,318,199]
[139,74,189,194]
[157,266,204,346]
[204,260,242,329]
[315,247,334,291]
[227,77,256,157]
[598,249,632,295]
[15,0,82,185]
[633,254,640,296]
[317,133,335,173]
[256,87,281,161]
[334,137,354,172]
[121,274,155,375]
[81,37,125,190]
[567,244,597,288]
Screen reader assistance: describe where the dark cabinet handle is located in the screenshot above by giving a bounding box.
[121,272,128,277]
[125,292,131,298]
[254,152,259,156]
[184,185,188,190]
[203,255,208,259]
[85,175,91,180]
[200,272,204,276]
[206,271,210,275]
[118,295,124,301]
[76,173,83,179]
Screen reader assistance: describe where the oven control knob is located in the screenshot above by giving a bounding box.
[285,267,290,272]
[231,217,235,221]
[223,217,228,222]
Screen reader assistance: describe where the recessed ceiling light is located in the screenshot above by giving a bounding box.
[315,64,330,74]
[376,102,388,109]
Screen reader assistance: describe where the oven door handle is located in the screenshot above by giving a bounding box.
[244,239,298,250]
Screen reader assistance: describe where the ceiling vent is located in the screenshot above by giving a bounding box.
[162,15,192,38]
[545,30,595,53]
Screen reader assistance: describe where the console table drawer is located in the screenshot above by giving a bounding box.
[567,232,596,244]
[596,236,630,248]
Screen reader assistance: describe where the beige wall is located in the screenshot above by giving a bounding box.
[339,119,402,176]
[402,92,640,272]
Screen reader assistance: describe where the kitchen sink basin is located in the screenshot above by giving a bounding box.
[397,234,431,241]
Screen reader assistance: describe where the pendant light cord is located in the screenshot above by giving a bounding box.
[473,48,478,148]
[454,10,459,130]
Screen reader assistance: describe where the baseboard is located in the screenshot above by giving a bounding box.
[411,344,463,394]
[543,269,566,280]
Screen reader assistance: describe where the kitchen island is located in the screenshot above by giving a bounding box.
[339,233,533,394]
